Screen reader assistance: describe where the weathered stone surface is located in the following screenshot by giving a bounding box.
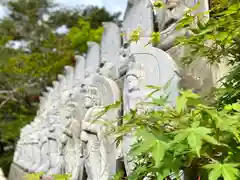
[85,42,100,78]
[75,55,86,83]
[99,22,121,80]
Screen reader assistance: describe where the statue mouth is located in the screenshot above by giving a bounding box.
[128,87,140,93]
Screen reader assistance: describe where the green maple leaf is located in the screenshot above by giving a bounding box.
[151,97,167,106]
[152,140,168,167]
[130,128,157,155]
[176,95,187,114]
[203,135,219,145]
[131,128,168,167]
[172,131,189,143]
[187,132,202,157]
[174,126,218,157]
[208,165,222,180]
[232,103,240,111]
[130,139,155,155]
[181,90,200,99]
[204,163,240,180]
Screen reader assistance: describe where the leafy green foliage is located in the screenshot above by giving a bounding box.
[67,19,103,53]
[0,0,54,49]
[111,88,240,180]
[47,6,121,29]
[176,2,240,64]
[81,6,122,29]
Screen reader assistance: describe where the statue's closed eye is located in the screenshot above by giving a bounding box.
[123,43,129,49]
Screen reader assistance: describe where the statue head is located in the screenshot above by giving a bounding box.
[46,104,60,125]
[81,85,99,109]
[119,42,131,74]
[125,61,145,93]
[61,101,79,127]
[61,89,72,103]
[98,61,115,79]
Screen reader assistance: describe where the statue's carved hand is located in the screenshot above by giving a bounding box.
[81,131,88,142]
[82,121,92,131]
[82,121,105,134]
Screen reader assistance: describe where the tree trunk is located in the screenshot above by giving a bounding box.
[184,168,199,180]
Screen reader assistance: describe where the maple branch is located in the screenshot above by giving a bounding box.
[0,94,14,109]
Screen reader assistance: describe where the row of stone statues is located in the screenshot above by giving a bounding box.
[10,0,225,180]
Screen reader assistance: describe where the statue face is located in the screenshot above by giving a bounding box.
[49,116,55,125]
[82,86,98,108]
[119,43,130,69]
[126,74,140,93]
[83,96,94,109]
[99,62,114,78]
[47,109,60,124]
[64,104,76,119]
[61,90,72,102]
[73,84,80,93]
